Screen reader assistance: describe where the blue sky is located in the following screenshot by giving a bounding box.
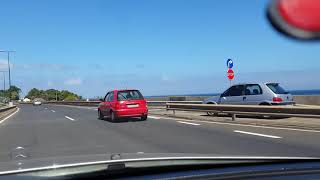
[0,0,319,98]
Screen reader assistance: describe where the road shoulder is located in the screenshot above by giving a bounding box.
[149,109,320,131]
[0,106,19,124]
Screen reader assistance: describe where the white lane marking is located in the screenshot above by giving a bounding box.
[0,107,20,124]
[234,130,282,139]
[51,110,55,112]
[45,108,48,110]
[148,116,161,119]
[157,116,320,133]
[177,121,200,126]
[65,116,75,121]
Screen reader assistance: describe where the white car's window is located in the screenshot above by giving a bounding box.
[224,85,244,97]
[245,84,263,95]
[267,83,288,94]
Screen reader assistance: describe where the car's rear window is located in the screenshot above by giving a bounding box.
[266,83,289,94]
[117,90,144,101]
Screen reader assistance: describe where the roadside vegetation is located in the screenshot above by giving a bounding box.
[0,85,21,100]
[25,88,82,101]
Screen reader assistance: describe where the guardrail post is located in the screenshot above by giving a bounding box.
[232,114,236,121]
[173,109,175,115]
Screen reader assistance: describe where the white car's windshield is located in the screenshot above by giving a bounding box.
[0,0,319,173]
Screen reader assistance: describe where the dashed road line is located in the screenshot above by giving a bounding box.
[148,116,161,119]
[157,116,320,133]
[51,110,55,112]
[177,121,201,126]
[234,130,282,139]
[65,116,75,121]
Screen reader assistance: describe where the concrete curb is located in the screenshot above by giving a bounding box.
[0,106,18,122]
[149,112,320,131]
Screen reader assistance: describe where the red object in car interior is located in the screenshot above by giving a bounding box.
[267,0,320,40]
[278,0,320,32]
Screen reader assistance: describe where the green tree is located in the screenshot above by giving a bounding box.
[64,95,78,101]
[0,90,6,97]
[25,88,81,101]
[10,91,19,100]
[45,89,60,101]
[7,86,21,100]
[60,90,80,101]
[26,88,41,99]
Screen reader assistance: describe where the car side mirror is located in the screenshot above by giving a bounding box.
[99,98,104,102]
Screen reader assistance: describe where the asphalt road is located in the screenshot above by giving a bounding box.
[0,104,320,162]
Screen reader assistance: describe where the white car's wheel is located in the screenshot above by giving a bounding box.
[207,112,217,116]
[206,102,217,116]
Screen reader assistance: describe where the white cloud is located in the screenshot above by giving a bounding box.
[64,78,82,86]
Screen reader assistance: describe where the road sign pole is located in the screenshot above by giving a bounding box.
[3,72,5,92]
[7,52,11,89]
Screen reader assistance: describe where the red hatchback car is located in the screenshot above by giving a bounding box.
[98,89,148,122]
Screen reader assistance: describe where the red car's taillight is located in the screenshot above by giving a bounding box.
[273,97,283,103]
[117,102,127,109]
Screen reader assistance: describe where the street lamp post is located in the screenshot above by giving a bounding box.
[0,50,15,89]
[3,72,5,91]
[0,71,6,91]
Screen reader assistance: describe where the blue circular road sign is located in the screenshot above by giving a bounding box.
[227,59,233,68]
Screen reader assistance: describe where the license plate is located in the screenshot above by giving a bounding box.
[127,104,139,108]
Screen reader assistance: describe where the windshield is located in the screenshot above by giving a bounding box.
[266,83,289,94]
[117,90,144,100]
[0,0,319,174]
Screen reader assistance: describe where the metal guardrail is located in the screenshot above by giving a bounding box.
[42,101,202,107]
[166,103,320,120]
[147,101,202,106]
[45,101,100,107]
[20,100,320,120]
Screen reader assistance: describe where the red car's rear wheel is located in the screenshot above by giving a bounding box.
[141,115,148,121]
[98,110,104,120]
[110,111,117,122]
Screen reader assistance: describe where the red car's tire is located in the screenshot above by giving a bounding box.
[141,115,148,121]
[98,110,104,120]
[110,111,117,122]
